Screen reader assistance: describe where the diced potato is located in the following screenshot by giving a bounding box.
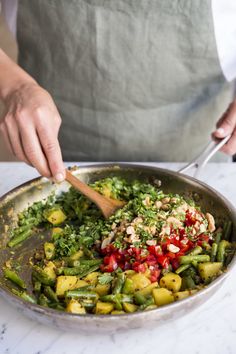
[135,282,159,297]
[95,301,114,314]
[74,279,88,288]
[131,273,151,291]
[111,310,125,315]
[102,186,112,198]
[69,250,84,261]
[56,276,88,297]
[124,270,136,277]
[198,262,223,282]
[152,288,174,306]
[46,208,67,225]
[174,289,198,301]
[95,283,111,296]
[44,242,55,260]
[144,304,158,311]
[66,299,86,314]
[52,227,63,236]
[159,272,182,292]
[123,302,138,313]
[143,268,151,278]
[43,261,56,281]
[84,272,101,285]
[174,290,191,301]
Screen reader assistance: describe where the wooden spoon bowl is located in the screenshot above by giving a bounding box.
[65,169,126,218]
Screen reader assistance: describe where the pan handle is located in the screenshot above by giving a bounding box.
[178,134,231,178]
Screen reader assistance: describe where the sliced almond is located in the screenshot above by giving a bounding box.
[206,213,216,232]
[167,244,180,253]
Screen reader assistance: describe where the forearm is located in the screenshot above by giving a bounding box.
[0,49,65,181]
[0,48,36,100]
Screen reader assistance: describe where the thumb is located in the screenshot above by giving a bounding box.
[213,103,236,139]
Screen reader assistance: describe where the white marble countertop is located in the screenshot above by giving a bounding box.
[0,162,236,354]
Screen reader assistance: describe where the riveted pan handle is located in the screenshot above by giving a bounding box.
[178,135,231,178]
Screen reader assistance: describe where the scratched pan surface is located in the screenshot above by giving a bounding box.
[0,163,235,333]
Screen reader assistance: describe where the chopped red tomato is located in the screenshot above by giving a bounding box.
[100,254,118,272]
[157,255,169,269]
[185,210,196,226]
[150,267,161,282]
[165,251,176,260]
[145,254,157,266]
[171,259,180,270]
[132,262,147,273]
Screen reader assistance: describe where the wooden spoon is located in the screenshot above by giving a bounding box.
[65,169,126,219]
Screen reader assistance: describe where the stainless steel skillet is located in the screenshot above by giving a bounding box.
[0,136,235,333]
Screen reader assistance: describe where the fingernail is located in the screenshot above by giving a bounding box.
[215,127,225,136]
[55,173,64,183]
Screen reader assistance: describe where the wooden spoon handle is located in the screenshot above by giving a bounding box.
[66,169,102,203]
[65,169,114,209]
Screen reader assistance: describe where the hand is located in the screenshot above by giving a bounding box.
[0,82,65,181]
[212,101,236,155]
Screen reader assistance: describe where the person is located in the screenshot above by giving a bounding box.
[0,0,236,183]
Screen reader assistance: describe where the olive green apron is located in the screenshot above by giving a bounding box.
[17,0,234,161]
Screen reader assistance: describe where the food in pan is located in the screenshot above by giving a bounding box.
[4,177,234,315]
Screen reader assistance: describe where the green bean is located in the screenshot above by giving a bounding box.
[61,267,83,276]
[223,221,232,241]
[82,247,95,259]
[12,289,36,303]
[113,273,125,294]
[101,294,133,304]
[175,264,190,274]
[101,294,133,311]
[181,275,196,290]
[187,246,203,256]
[63,263,101,277]
[44,286,59,303]
[183,266,201,285]
[224,254,232,267]
[15,218,37,227]
[134,293,147,305]
[4,268,26,289]
[217,240,230,263]
[8,229,32,247]
[139,296,155,310]
[179,255,210,265]
[56,267,64,276]
[113,298,122,310]
[66,289,98,300]
[67,260,81,267]
[14,224,33,235]
[122,278,134,294]
[214,231,222,245]
[191,261,198,269]
[80,300,95,310]
[38,293,50,307]
[33,281,41,293]
[49,303,65,311]
[18,216,37,225]
[210,243,218,262]
[224,249,235,267]
[32,266,55,286]
[19,292,37,303]
[79,259,102,266]
[202,242,211,251]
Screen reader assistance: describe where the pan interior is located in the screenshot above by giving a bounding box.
[0,164,235,303]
